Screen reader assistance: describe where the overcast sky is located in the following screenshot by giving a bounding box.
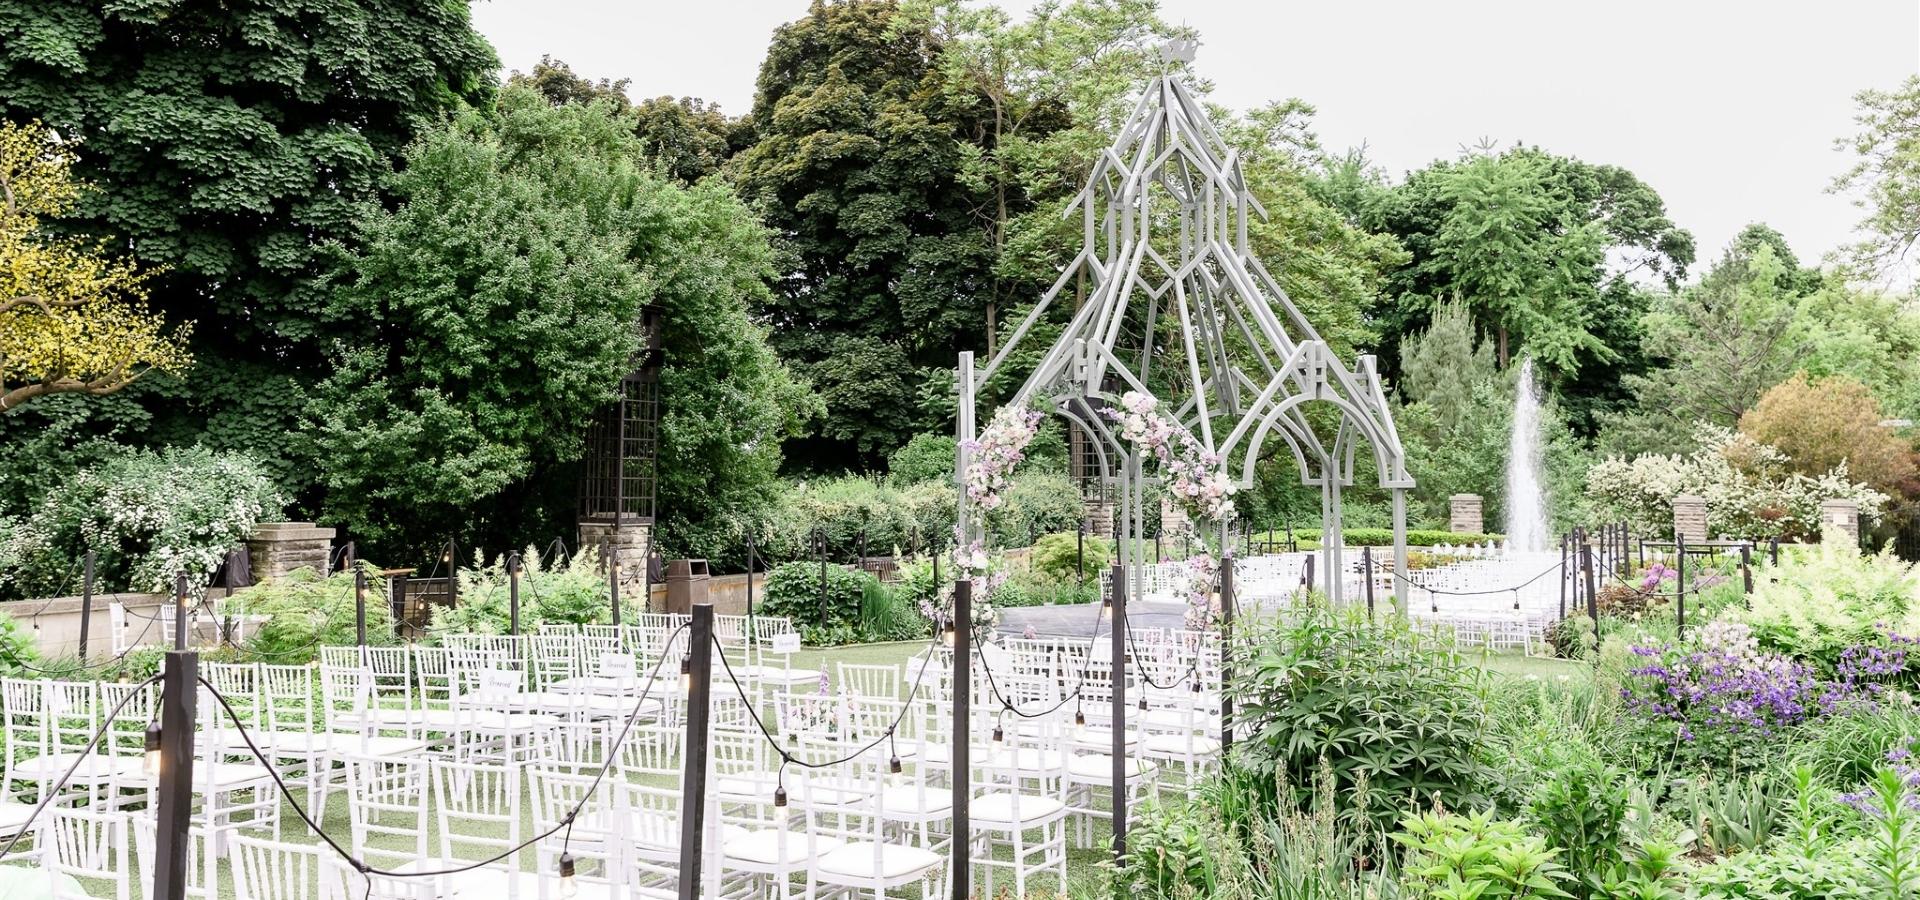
[472,0,1920,282]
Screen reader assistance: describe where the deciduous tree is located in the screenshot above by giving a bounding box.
[0,121,189,411]
[1740,372,1916,499]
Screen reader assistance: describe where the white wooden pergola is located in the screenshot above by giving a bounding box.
[956,42,1413,610]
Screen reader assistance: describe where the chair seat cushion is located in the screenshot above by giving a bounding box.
[0,800,38,834]
[742,666,823,686]
[722,829,843,865]
[970,791,1065,826]
[13,752,134,780]
[816,841,942,880]
[1143,734,1221,756]
[878,784,952,815]
[1067,753,1157,781]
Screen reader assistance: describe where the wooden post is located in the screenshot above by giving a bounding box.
[1220,553,1235,757]
[607,538,622,626]
[1362,545,1375,619]
[151,649,198,900]
[1303,555,1316,594]
[1740,543,1753,595]
[172,573,190,651]
[950,577,972,900]
[1675,533,1687,638]
[1077,523,1085,585]
[1558,534,1568,619]
[817,529,829,628]
[1769,537,1780,566]
[78,549,94,663]
[745,534,757,629]
[677,604,714,900]
[447,539,458,609]
[1110,561,1129,867]
[354,566,367,647]
[1582,532,1599,626]
[508,554,521,636]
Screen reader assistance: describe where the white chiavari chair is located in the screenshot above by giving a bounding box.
[48,807,131,900]
[229,832,354,900]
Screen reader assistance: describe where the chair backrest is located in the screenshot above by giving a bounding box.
[132,814,211,900]
[342,754,430,871]
[2,676,48,767]
[613,723,680,780]
[49,808,130,900]
[261,665,319,736]
[411,645,455,707]
[45,680,98,755]
[837,663,901,700]
[230,833,349,900]
[99,679,156,765]
[430,759,521,872]
[109,602,130,655]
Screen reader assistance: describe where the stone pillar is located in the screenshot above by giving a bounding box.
[1159,495,1191,541]
[578,520,653,589]
[1820,499,1861,545]
[1672,495,1708,544]
[1448,494,1484,535]
[247,522,336,581]
[1083,497,1115,540]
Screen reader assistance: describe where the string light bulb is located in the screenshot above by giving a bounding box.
[679,657,693,693]
[1100,594,1113,620]
[1190,671,1203,693]
[143,719,163,776]
[558,852,578,899]
[939,619,955,649]
[1138,695,1149,712]
[1073,709,1087,740]
[889,754,902,775]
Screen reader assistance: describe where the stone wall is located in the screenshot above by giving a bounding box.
[247,522,335,581]
[1449,494,1484,535]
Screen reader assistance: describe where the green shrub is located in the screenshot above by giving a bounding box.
[0,446,284,600]
[761,560,886,644]
[0,612,36,676]
[761,477,954,561]
[1724,541,1920,668]
[436,545,634,635]
[1030,531,1110,584]
[1268,527,1507,548]
[886,433,956,486]
[1394,809,1575,899]
[1231,604,1492,835]
[224,563,397,663]
[1529,756,1630,888]
[985,471,1083,548]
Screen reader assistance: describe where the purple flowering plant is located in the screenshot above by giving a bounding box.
[1622,621,1877,768]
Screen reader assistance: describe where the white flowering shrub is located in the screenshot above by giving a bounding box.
[1586,424,1886,539]
[0,447,285,599]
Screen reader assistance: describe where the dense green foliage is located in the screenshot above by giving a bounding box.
[309,89,811,561]
[434,546,637,635]
[0,446,282,599]
[224,564,398,664]
[1231,604,1492,835]
[0,0,496,491]
[731,0,996,469]
[758,559,926,645]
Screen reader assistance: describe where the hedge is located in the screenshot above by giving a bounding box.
[1258,528,1507,547]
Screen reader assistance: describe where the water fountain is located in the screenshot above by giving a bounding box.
[1505,358,1550,553]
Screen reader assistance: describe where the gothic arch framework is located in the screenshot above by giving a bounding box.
[957,48,1414,610]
